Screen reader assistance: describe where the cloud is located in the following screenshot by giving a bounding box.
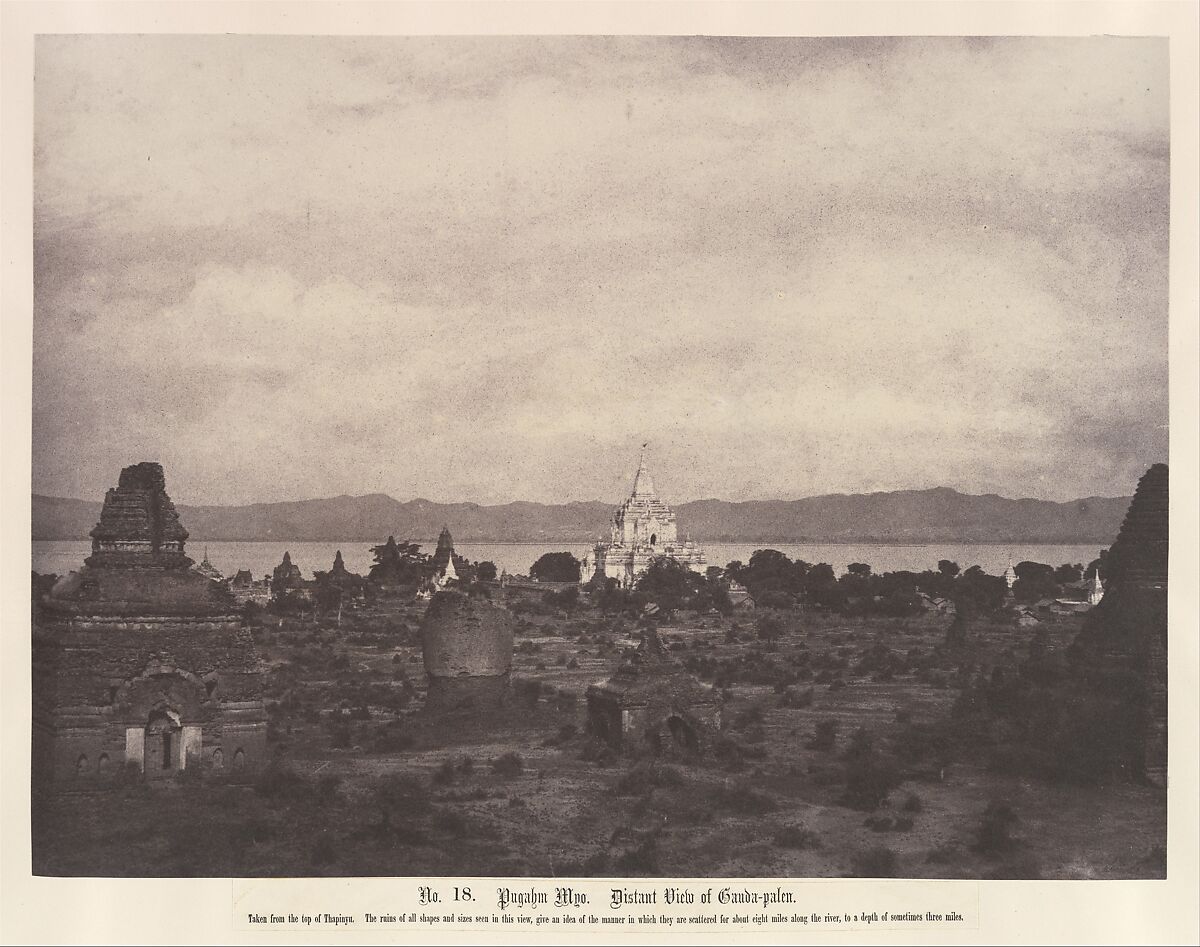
[33,36,1168,506]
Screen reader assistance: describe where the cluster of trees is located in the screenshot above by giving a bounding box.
[507,544,1106,620]
[364,535,496,591]
[565,557,733,616]
[528,552,582,583]
[261,537,501,615]
[718,549,1103,618]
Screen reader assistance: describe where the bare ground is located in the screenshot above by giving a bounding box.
[32,601,1166,879]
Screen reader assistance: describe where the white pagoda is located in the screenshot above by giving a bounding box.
[582,447,706,589]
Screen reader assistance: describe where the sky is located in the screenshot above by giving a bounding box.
[32,35,1169,506]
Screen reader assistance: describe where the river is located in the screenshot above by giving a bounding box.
[31,540,1105,580]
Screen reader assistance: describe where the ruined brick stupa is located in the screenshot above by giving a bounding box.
[419,590,514,712]
[33,462,267,784]
[586,626,721,756]
[1074,462,1168,785]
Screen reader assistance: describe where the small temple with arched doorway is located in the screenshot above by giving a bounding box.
[32,462,267,786]
[586,625,720,757]
[581,447,706,589]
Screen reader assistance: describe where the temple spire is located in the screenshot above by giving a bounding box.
[631,443,656,497]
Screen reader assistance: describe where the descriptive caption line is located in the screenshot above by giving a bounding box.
[243,883,970,930]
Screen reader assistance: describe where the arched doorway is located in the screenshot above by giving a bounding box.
[144,710,182,778]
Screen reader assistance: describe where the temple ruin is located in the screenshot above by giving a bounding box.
[419,590,514,712]
[33,462,267,785]
[1073,462,1168,785]
[586,626,721,757]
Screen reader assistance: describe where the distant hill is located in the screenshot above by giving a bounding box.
[31,487,1132,545]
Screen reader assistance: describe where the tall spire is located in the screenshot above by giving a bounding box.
[631,443,656,497]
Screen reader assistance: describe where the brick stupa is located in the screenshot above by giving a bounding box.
[33,462,267,785]
[1074,462,1168,785]
[420,590,514,712]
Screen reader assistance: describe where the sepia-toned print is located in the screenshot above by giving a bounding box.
[31,35,1167,880]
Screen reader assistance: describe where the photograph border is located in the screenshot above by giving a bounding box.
[3,2,1197,944]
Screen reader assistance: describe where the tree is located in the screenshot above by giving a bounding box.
[635,556,701,611]
[1053,563,1083,584]
[743,549,797,595]
[847,562,872,577]
[1012,561,1057,603]
[756,611,785,649]
[529,551,581,583]
[955,565,1008,615]
[373,774,430,832]
[805,562,844,609]
[706,572,734,615]
[938,560,961,578]
[367,536,428,587]
[595,576,629,613]
[475,560,498,582]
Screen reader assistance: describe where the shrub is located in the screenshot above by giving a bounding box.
[433,758,459,786]
[924,842,959,864]
[315,774,342,807]
[842,727,874,760]
[712,781,776,815]
[254,761,307,800]
[840,752,901,811]
[773,825,821,850]
[433,809,469,837]
[579,739,617,767]
[117,760,144,786]
[311,834,337,866]
[731,705,766,730]
[374,775,431,830]
[982,852,1042,879]
[613,836,659,875]
[849,846,899,878]
[492,752,524,778]
[779,686,814,709]
[613,762,685,796]
[807,719,839,752]
[370,722,415,754]
[1140,845,1167,876]
[329,720,352,749]
[974,801,1019,856]
[901,792,923,813]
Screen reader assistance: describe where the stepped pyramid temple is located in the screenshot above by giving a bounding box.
[33,462,266,785]
[582,448,706,588]
[1074,462,1168,785]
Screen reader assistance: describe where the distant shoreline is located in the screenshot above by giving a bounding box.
[32,487,1132,546]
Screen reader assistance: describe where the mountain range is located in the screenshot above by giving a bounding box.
[31,487,1132,545]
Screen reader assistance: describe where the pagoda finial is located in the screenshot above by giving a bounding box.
[631,443,656,497]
